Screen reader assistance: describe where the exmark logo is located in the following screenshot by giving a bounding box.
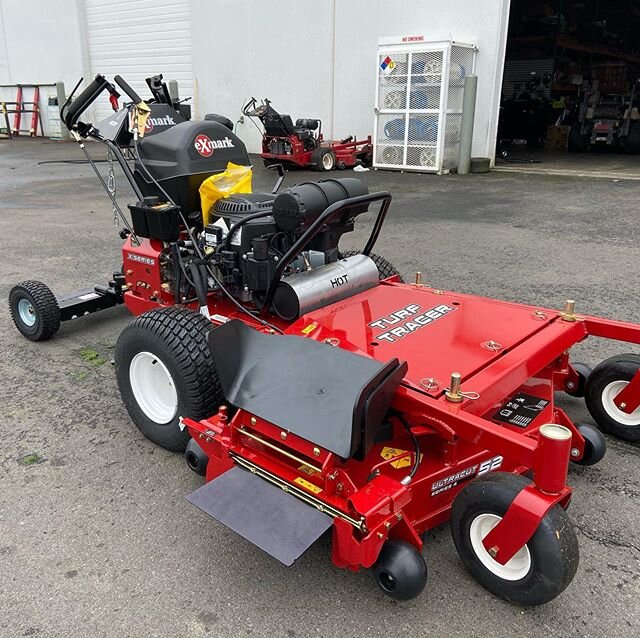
[194,134,235,157]
[145,115,176,132]
[368,303,455,343]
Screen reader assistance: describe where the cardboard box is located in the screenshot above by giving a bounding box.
[545,125,570,150]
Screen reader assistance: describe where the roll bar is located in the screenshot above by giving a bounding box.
[260,191,392,316]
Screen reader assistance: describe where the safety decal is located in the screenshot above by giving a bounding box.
[301,322,318,335]
[298,464,319,476]
[368,303,455,344]
[380,55,396,75]
[492,393,549,428]
[294,477,322,494]
[380,446,422,470]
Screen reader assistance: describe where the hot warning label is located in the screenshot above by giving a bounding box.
[492,392,549,428]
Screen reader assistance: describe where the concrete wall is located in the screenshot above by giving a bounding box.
[191,0,510,161]
[0,0,85,135]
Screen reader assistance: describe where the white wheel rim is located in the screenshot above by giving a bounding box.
[18,298,36,327]
[469,513,531,581]
[601,380,640,426]
[322,153,334,170]
[129,351,178,424]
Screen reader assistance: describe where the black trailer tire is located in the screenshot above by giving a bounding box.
[115,306,224,452]
[585,354,640,442]
[565,362,592,397]
[572,422,607,466]
[372,540,427,601]
[568,123,587,153]
[9,281,61,341]
[451,472,579,606]
[339,250,404,282]
[311,148,336,171]
[625,122,640,155]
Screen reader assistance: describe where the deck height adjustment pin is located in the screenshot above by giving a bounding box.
[560,299,576,322]
[445,372,464,403]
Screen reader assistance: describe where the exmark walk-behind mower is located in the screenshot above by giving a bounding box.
[242,97,373,171]
[9,74,640,606]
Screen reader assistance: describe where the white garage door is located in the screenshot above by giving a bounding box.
[85,0,193,122]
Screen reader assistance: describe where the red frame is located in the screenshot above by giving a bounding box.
[122,238,640,571]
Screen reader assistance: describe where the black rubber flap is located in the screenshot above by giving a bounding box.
[186,467,332,566]
[209,320,400,458]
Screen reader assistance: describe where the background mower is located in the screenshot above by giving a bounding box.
[242,97,373,171]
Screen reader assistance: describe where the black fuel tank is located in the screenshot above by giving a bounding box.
[134,120,250,215]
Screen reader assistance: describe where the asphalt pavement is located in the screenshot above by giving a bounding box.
[0,138,639,637]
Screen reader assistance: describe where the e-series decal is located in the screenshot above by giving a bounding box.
[430,456,503,496]
[368,303,455,343]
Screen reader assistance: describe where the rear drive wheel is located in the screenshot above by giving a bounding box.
[339,250,403,282]
[311,148,336,171]
[451,472,579,605]
[9,281,61,341]
[585,354,640,442]
[115,306,223,452]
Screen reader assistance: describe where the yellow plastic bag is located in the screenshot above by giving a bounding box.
[199,162,252,225]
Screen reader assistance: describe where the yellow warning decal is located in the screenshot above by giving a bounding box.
[298,464,319,476]
[380,446,423,470]
[294,477,322,494]
[301,322,318,335]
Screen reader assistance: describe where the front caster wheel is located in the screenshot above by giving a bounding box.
[451,473,579,606]
[572,422,606,466]
[115,307,224,452]
[372,540,427,601]
[9,281,61,341]
[585,354,640,442]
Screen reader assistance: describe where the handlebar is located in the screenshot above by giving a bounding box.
[242,96,269,117]
[61,74,122,133]
[114,75,143,104]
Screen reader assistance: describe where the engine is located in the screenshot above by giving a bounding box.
[201,178,379,318]
[127,177,380,321]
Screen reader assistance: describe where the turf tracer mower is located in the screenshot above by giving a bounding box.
[242,97,373,171]
[8,74,640,606]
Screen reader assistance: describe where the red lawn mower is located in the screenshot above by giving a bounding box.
[242,97,372,171]
[9,73,640,606]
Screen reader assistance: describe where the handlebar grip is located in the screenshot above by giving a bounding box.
[62,74,110,131]
[114,75,142,104]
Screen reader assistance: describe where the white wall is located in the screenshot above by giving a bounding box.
[0,0,85,135]
[192,0,510,161]
[190,0,335,156]
[0,0,510,158]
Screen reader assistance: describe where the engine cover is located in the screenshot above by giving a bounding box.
[272,254,379,320]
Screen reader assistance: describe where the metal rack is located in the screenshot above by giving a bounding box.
[373,36,477,174]
[0,83,55,139]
